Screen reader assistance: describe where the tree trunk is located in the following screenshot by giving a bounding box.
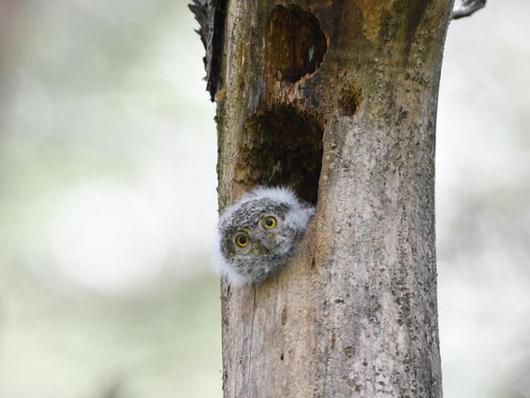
[215,1,453,397]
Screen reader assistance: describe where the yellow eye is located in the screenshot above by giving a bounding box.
[261,215,277,229]
[234,232,250,248]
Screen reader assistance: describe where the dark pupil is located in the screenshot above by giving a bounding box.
[238,235,247,245]
[266,218,273,226]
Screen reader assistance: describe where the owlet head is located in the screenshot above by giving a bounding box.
[216,187,315,286]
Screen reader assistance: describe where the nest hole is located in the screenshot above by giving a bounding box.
[265,5,327,83]
[237,105,323,204]
[338,85,363,116]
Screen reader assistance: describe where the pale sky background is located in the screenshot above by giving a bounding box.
[0,1,528,397]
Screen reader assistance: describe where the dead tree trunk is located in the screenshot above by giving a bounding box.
[198,1,454,396]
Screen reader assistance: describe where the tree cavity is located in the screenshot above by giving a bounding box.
[265,5,327,83]
[237,105,323,205]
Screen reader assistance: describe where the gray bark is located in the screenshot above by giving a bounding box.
[212,1,453,397]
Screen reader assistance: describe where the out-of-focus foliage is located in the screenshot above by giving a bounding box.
[0,1,528,397]
[0,1,220,397]
[438,2,530,397]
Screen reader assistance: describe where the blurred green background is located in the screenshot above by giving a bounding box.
[0,1,528,397]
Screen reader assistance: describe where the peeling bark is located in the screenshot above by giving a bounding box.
[202,1,454,397]
[189,0,227,100]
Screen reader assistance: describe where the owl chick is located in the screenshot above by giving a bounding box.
[216,187,315,286]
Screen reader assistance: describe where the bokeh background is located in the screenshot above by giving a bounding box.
[0,1,528,397]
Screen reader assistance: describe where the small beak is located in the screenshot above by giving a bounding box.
[253,231,274,254]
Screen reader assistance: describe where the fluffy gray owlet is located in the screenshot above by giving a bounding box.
[216,187,315,286]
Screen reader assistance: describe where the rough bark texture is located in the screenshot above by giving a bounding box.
[189,0,227,101]
[214,1,453,397]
